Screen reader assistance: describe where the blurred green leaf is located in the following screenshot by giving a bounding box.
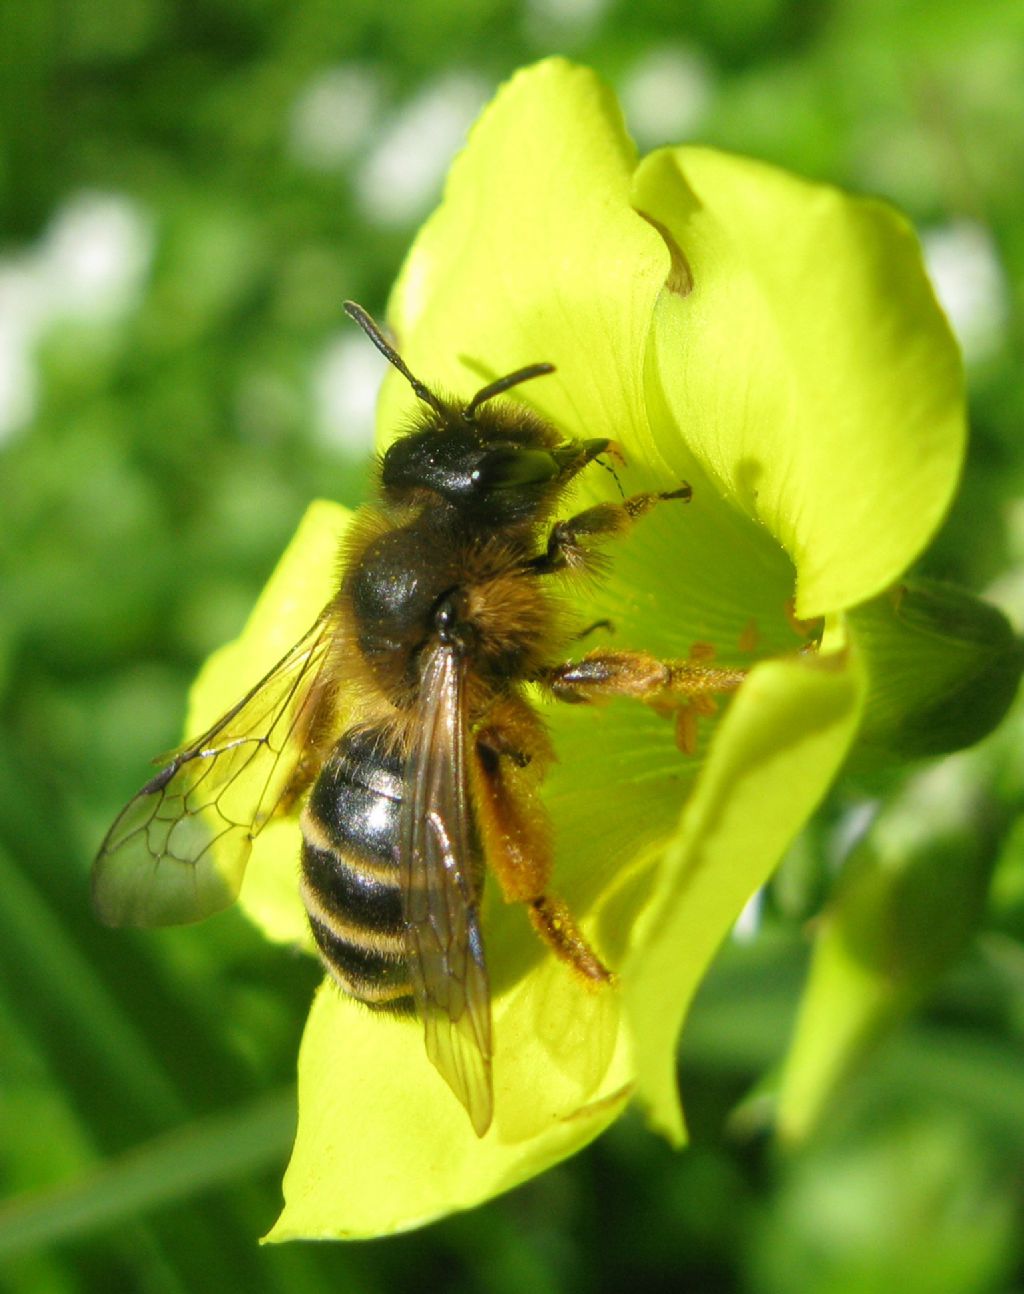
[0,1090,296,1259]
[776,751,1003,1142]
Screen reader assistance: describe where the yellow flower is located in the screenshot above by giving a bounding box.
[178,60,1003,1238]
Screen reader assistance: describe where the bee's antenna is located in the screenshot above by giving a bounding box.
[595,454,626,499]
[344,301,448,418]
[464,363,555,421]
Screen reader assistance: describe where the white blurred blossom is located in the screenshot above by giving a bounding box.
[0,192,152,440]
[524,0,613,43]
[288,64,383,171]
[923,219,1009,366]
[620,46,714,148]
[355,72,489,228]
[312,331,387,455]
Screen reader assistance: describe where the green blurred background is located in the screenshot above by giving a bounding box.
[2,1,1023,1290]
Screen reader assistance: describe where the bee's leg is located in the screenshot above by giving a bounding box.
[475,692,555,773]
[525,893,611,984]
[541,647,747,755]
[529,484,691,576]
[572,618,615,642]
[278,752,322,816]
[544,647,747,702]
[473,697,612,985]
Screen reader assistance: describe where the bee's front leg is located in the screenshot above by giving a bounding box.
[528,484,692,576]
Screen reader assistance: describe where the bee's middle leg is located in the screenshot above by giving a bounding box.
[540,648,748,754]
[543,649,747,702]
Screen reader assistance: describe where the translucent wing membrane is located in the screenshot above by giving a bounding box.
[93,617,335,928]
[401,642,494,1136]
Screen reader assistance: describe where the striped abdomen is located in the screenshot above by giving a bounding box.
[299,728,413,1012]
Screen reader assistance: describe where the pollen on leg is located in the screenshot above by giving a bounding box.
[669,686,722,755]
[528,895,613,986]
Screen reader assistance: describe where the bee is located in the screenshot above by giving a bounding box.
[93,303,746,1136]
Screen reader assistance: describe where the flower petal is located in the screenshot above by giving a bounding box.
[380,58,667,465]
[622,646,865,1141]
[268,967,633,1240]
[633,147,966,618]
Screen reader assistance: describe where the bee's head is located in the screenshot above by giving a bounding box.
[380,410,610,523]
[345,301,609,523]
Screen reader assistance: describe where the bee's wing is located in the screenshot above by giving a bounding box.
[401,641,494,1136]
[93,616,335,928]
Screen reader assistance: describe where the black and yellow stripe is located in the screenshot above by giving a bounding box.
[299,729,413,1012]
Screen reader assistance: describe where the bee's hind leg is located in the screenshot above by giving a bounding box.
[525,894,612,985]
[473,696,612,986]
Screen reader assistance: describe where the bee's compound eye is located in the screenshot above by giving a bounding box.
[382,429,482,499]
[473,447,561,490]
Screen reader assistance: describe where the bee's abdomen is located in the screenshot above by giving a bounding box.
[300,729,413,1013]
